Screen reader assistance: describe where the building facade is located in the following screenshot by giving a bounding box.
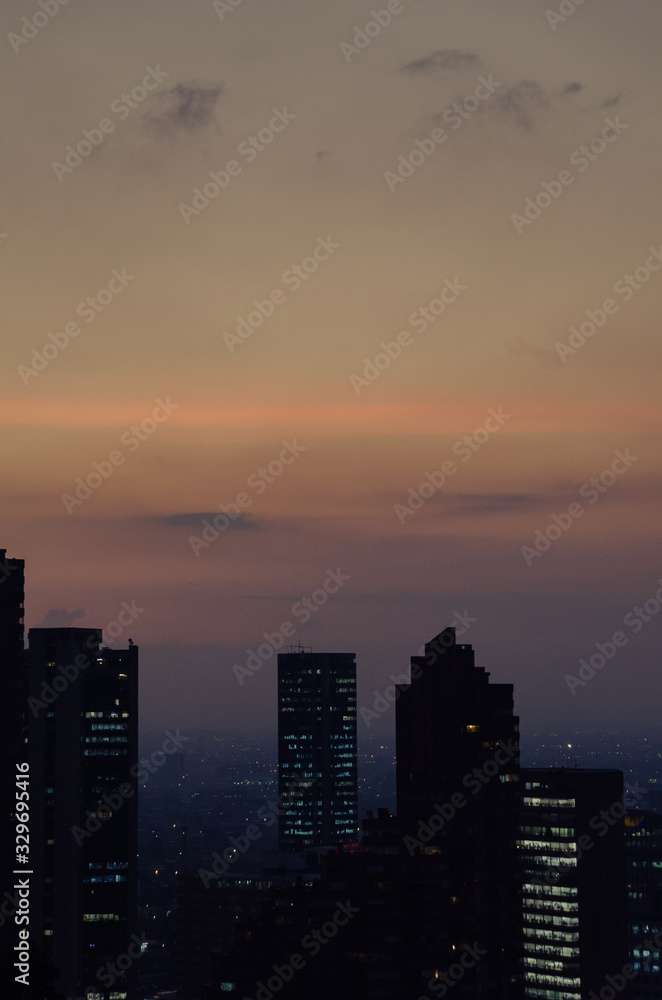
[626,807,662,999]
[277,650,357,850]
[519,767,629,999]
[28,627,139,1000]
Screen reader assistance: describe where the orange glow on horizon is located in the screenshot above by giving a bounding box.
[2,396,657,436]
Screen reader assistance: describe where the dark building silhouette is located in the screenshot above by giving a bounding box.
[174,873,278,1000]
[28,627,139,1000]
[173,626,640,1000]
[186,869,364,1000]
[224,626,522,998]
[0,550,30,997]
[277,650,357,850]
[626,807,662,998]
[393,625,522,997]
[0,550,25,841]
[519,767,630,998]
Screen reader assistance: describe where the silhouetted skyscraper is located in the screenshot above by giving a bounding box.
[395,626,522,997]
[0,550,28,996]
[277,650,357,850]
[519,767,629,998]
[28,628,139,1000]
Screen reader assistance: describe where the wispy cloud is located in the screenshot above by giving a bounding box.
[146,83,223,136]
[38,608,86,627]
[494,81,550,131]
[443,493,538,516]
[506,336,563,370]
[402,49,479,75]
[160,512,259,530]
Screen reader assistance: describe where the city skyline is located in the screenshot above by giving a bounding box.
[1,548,655,997]
[1,2,661,745]
[3,3,661,995]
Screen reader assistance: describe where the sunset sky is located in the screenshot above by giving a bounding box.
[2,0,661,741]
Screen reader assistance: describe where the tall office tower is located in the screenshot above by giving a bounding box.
[519,768,629,999]
[0,551,27,993]
[277,650,357,850]
[395,626,522,998]
[625,807,662,998]
[29,628,139,1000]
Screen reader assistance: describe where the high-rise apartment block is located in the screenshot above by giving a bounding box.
[277,650,357,850]
[519,767,629,999]
[28,627,139,1000]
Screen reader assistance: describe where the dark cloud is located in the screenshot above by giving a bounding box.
[443,493,538,516]
[495,81,550,131]
[402,49,479,74]
[563,82,583,95]
[506,336,563,370]
[439,473,646,519]
[161,513,259,530]
[315,150,330,160]
[38,608,85,627]
[146,83,223,136]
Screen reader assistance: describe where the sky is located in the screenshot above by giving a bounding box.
[2,0,661,744]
